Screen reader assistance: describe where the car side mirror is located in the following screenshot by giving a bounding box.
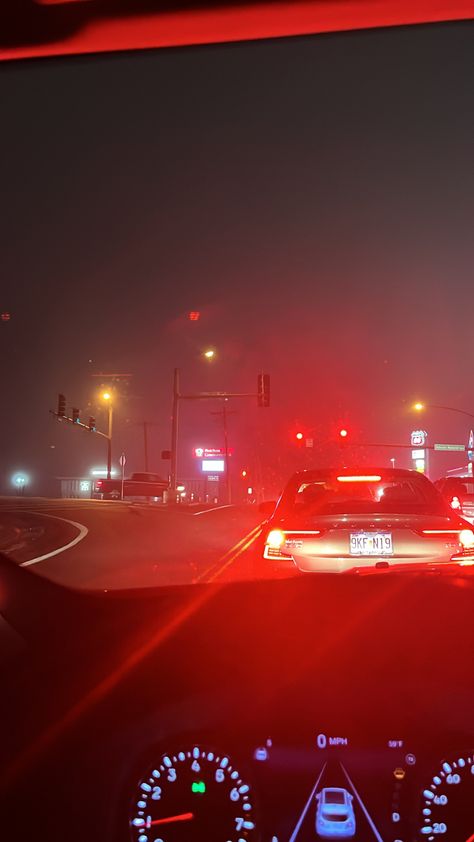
[258,500,276,516]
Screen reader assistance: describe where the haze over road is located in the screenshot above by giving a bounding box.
[0,498,264,589]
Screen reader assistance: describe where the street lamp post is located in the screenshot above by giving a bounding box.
[101,392,113,481]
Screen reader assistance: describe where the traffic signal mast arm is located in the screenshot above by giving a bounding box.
[179,391,258,399]
[49,409,110,440]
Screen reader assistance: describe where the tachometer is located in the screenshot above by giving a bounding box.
[419,753,474,841]
[129,745,259,841]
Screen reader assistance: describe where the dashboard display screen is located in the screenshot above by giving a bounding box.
[129,730,474,841]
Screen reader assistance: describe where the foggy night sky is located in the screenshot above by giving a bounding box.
[1,21,473,494]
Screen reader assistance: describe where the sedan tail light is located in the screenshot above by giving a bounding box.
[263,529,288,560]
[459,528,474,549]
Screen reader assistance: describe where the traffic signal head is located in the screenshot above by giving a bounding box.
[57,393,66,417]
[72,407,80,424]
[257,373,270,407]
[88,416,96,432]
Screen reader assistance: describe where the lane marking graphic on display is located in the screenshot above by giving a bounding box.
[289,762,327,841]
[341,762,384,842]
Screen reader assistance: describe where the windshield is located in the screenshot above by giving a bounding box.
[1,21,473,587]
[281,472,445,516]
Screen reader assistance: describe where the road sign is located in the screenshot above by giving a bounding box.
[434,443,465,452]
[119,452,126,466]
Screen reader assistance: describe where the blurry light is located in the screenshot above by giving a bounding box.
[177,484,185,491]
[241,469,248,478]
[91,468,118,477]
[450,496,462,510]
[459,529,474,549]
[458,558,474,566]
[1,312,11,321]
[413,402,424,411]
[12,473,29,487]
[339,429,348,438]
[101,391,112,401]
[188,311,200,321]
[203,349,215,359]
[247,487,253,495]
[295,432,304,440]
[265,529,285,548]
[337,475,381,482]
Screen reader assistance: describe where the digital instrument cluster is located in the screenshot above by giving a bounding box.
[128,731,474,841]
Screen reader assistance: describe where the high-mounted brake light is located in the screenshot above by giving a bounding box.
[336,475,381,483]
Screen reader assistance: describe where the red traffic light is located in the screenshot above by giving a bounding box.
[339,429,348,438]
[295,431,304,441]
[188,311,200,321]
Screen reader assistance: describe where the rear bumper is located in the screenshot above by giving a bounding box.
[292,553,461,574]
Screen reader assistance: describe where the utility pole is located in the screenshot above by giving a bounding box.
[143,421,149,472]
[211,401,237,505]
[170,368,180,493]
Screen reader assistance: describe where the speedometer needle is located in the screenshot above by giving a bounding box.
[147,812,194,827]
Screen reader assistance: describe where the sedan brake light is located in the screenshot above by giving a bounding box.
[336,475,381,482]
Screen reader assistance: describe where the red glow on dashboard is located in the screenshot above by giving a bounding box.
[1,2,472,62]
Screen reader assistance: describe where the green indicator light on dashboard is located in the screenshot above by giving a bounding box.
[192,781,206,794]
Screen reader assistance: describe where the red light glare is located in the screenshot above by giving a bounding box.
[339,429,348,438]
[188,311,200,321]
[295,432,304,440]
[241,469,247,478]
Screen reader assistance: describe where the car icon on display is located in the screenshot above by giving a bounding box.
[315,787,356,838]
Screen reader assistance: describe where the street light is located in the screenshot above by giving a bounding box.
[203,349,216,360]
[100,391,113,480]
[12,473,29,495]
[413,401,474,421]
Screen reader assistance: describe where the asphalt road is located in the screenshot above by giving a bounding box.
[0,497,265,589]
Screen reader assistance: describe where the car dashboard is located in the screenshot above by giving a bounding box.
[0,557,473,842]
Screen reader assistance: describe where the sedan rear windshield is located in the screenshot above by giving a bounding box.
[282,475,446,516]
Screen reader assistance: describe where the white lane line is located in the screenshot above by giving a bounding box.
[19,512,89,567]
[341,762,384,842]
[193,505,235,516]
[289,762,327,842]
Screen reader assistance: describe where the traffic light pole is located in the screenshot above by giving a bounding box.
[169,371,270,500]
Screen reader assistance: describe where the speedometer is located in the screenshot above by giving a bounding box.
[129,745,259,841]
[420,753,474,841]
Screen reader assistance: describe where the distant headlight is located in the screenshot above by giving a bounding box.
[459,529,474,549]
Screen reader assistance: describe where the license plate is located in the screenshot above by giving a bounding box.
[350,532,393,556]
